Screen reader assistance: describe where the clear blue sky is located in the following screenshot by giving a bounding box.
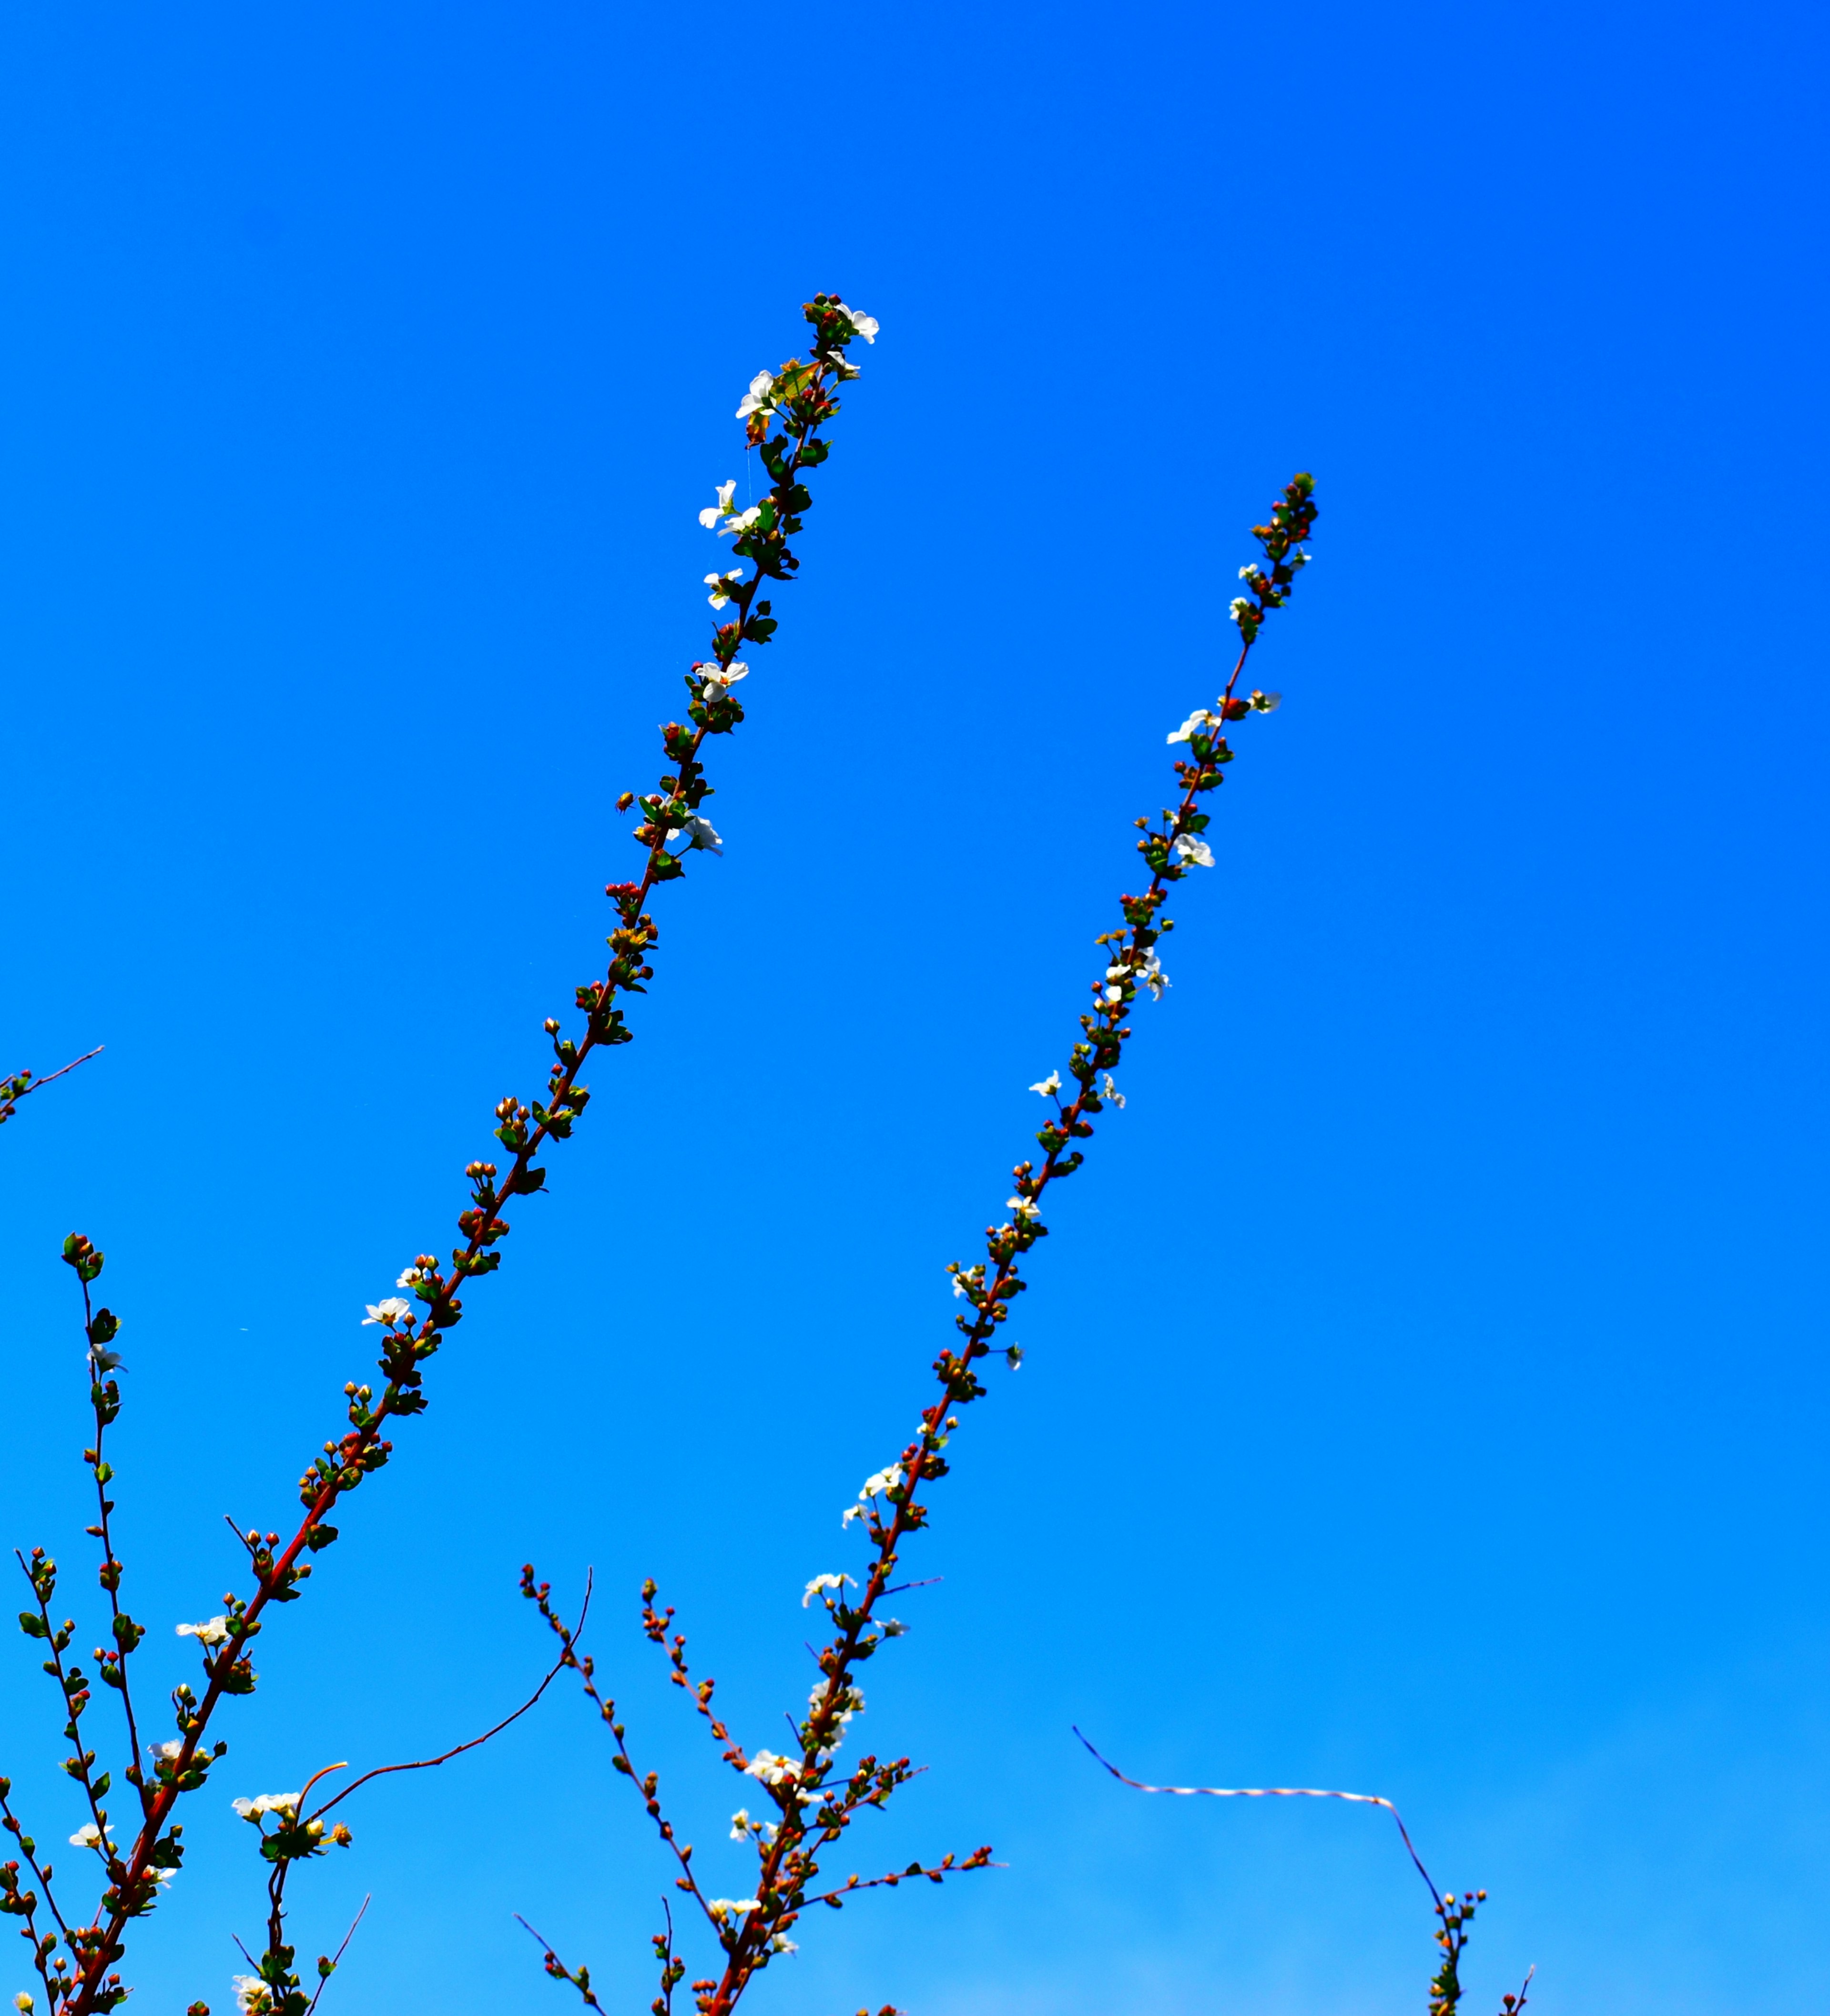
[1,4,1826,2012]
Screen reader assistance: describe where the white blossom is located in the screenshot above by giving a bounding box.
[140,1863,176,1891]
[840,1503,864,1528]
[1138,949,1168,999]
[18,1993,36,2012]
[395,1266,422,1290]
[177,1616,231,1646]
[1102,1073,1126,1108]
[717,502,762,541]
[698,658,749,699]
[706,1898,759,1922]
[362,1297,412,1327]
[858,1463,903,1500]
[679,814,723,855]
[882,1617,908,1637]
[834,302,879,343]
[735,369,776,421]
[1250,688,1282,713]
[1028,1071,1061,1097]
[770,1935,799,1954]
[1172,834,1215,868]
[89,1344,124,1374]
[1167,708,1220,745]
[1103,984,1124,1004]
[1229,596,1252,625]
[802,1572,854,1609]
[1105,963,1128,982]
[1007,1195,1041,1222]
[231,1976,269,2016]
[704,569,743,610]
[148,1739,184,1762]
[743,1750,794,1786]
[69,1823,110,1850]
[698,479,737,530]
[1238,562,1263,580]
[232,1792,300,1821]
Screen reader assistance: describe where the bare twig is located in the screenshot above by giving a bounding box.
[302,1893,370,2016]
[308,1575,589,1824]
[1072,1726,1442,1911]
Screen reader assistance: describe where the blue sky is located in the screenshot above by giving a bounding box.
[1,2,1826,2011]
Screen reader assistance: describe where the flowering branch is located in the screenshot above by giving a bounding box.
[3,293,880,2016]
[0,1049,103,1130]
[1073,1731,1534,2015]
[517,473,1321,2016]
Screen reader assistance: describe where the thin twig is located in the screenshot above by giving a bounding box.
[302,1893,370,2016]
[309,1577,590,1823]
[1071,1727,1443,1911]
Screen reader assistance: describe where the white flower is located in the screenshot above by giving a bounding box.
[698,479,737,530]
[719,503,762,540]
[361,1297,412,1327]
[858,1463,903,1500]
[140,1863,176,1891]
[395,1266,422,1290]
[706,1898,759,1922]
[18,1993,36,2012]
[1028,1071,1061,1097]
[729,1808,752,1838]
[232,1792,300,1821]
[1250,688,1282,713]
[1102,1073,1126,1109]
[1167,708,1220,745]
[803,1572,854,1609]
[69,1823,111,1850]
[1238,562,1263,580]
[1229,596,1252,625]
[1105,963,1128,982]
[840,1503,864,1528]
[1172,834,1215,868]
[770,1935,799,1954]
[148,1739,185,1762]
[1007,1196,1041,1222]
[231,1975,269,2016]
[177,1616,232,1646]
[88,1345,124,1373]
[834,302,879,343]
[735,370,777,421]
[698,658,749,697]
[1103,985,1124,1004]
[704,569,743,610]
[678,814,723,855]
[794,1786,824,1806]
[1138,950,1168,999]
[882,1618,908,1637]
[743,1750,794,1786]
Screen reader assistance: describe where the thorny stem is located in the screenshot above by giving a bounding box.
[51,301,871,2016]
